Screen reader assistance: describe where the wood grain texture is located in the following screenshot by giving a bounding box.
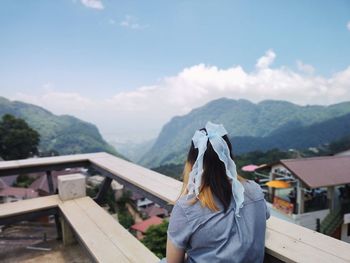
[59,198,130,263]
[1,152,350,262]
[0,194,61,217]
[73,197,159,263]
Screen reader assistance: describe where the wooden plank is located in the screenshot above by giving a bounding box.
[59,199,130,263]
[1,153,350,263]
[15,153,93,167]
[74,197,159,263]
[265,226,349,263]
[92,154,181,190]
[0,153,108,172]
[0,195,61,218]
[90,156,182,204]
[0,160,20,170]
[266,217,350,262]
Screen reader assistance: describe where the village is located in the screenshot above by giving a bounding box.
[1,147,349,256]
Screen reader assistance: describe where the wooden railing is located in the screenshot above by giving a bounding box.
[1,152,350,263]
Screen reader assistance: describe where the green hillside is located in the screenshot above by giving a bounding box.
[231,112,350,154]
[0,97,121,156]
[140,98,350,167]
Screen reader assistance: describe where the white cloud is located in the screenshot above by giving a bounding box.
[120,15,148,30]
[296,60,315,74]
[14,91,94,113]
[255,49,276,69]
[80,0,104,10]
[12,50,350,141]
[347,21,350,31]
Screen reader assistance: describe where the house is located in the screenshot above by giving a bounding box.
[131,191,153,210]
[29,168,82,195]
[335,148,350,157]
[0,178,7,189]
[87,175,124,200]
[0,175,17,187]
[131,216,163,240]
[0,178,38,203]
[141,204,169,218]
[255,155,350,243]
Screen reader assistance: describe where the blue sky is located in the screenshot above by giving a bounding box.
[1,0,350,141]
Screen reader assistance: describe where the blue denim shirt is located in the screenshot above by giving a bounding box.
[163,180,270,263]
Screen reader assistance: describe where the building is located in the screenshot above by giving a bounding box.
[29,168,82,196]
[335,149,350,157]
[255,155,350,243]
[87,175,124,200]
[141,204,169,218]
[1,152,349,262]
[131,216,163,240]
[131,191,154,210]
[0,178,38,203]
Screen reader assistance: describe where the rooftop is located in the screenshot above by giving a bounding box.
[131,216,163,233]
[257,155,350,188]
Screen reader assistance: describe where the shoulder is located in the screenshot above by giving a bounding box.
[171,195,191,219]
[175,195,198,215]
[173,194,213,221]
[241,180,265,204]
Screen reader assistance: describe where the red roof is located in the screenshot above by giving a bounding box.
[258,155,350,188]
[29,169,82,193]
[0,178,8,189]
[0,187,38,199]
[131,216,163,233]
[0,175,17,187]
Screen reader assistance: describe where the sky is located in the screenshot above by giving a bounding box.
[1,0,350,143]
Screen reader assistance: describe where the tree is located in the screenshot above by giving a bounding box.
[0,114,40,160]
[142,220,169,258]
[118,211,134,229]
[13,174,36,188]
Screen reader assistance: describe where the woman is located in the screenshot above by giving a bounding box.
[163,122,270,263]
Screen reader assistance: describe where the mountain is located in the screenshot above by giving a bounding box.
[231,112,350,154]
[0,97,121,156]
[139,98,350,167]
[109,138,155,162]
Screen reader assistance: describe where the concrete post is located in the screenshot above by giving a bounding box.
[58,173,86,246]
[327,186,336,211]
[58,173,86,201]
[297,180,304,214]
[268,171,275,202]
[60,217,76,246]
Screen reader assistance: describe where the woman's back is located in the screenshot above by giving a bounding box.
[167,180,270,263]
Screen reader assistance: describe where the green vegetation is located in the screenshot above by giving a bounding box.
[235,148,295,168]
[151,135,350,180]
[13,174,36,188]
[116,191,135,229]
[87,184,118,214]
[0,114,40,160]
[86,184,99,198]
[140,98,350,167]
[142,220,169,258]
[151,163,184,180]
[152,148,294,180]
[328,135,350,154]
[118,212,134,229]
[0,96,122,157]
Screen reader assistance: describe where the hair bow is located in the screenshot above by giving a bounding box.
[187,121,245,216]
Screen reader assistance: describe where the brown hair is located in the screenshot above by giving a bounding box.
[180,129,245,212]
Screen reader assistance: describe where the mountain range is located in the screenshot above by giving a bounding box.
[139,98,350,167]
[0,96,120,156]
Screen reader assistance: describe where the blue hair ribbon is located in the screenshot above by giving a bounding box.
[187,121,245,216]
